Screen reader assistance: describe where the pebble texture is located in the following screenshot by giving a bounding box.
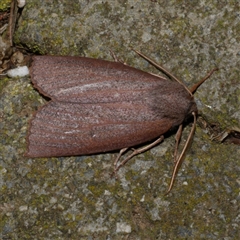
[1,0,239,239]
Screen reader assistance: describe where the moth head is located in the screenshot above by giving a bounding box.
[186,98,198,121]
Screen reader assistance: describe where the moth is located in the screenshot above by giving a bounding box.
[26,50,217,193]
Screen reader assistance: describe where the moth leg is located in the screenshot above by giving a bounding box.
[113,135,164,175]
[166,112,197,194]
[109,51,126,64]
[113,147,128,169]
[174,124,183,163]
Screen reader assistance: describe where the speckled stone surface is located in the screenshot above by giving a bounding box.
[1,1,239,239]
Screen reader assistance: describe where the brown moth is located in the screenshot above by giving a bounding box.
[26,50,217,193]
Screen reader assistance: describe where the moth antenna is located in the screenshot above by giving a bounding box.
[166,112,197,194]
[133,49,193,96]
[190,68,219,94]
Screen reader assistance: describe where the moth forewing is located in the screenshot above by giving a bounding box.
[26,53,217,193]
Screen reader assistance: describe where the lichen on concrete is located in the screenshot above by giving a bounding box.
[1,0,240,239]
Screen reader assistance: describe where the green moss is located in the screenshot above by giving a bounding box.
[0,0,11,11]
[0,77,9,92]
[88,183,104,197]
